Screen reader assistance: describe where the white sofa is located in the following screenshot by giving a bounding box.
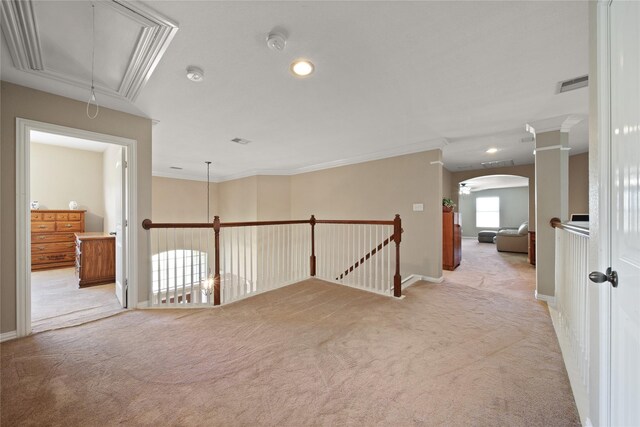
[496,222,529,253]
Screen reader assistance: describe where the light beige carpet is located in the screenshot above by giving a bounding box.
[31,267,123,332]
[1,246,578,426]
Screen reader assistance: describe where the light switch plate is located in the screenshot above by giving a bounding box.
[413,203,424,212]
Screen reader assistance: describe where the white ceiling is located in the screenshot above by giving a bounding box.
[1,1,589,182]
[460,174,529,193]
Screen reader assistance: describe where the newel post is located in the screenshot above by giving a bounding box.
[310,215,316,276]
[213,216,221,306]
[393,214,402,298]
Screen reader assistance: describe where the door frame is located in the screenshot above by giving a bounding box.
[15,118,138,337]
[591,1,612,425]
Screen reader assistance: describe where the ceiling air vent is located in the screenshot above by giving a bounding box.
[557,75,588,93]
[169,166,183,170]
[231,137,251,145]
[481,160,515,168]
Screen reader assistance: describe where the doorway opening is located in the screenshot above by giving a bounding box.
[15,119,138,337]
[454,174,534,298]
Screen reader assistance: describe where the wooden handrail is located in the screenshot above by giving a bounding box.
[142,218,397,229]
[336,230,401,281]
[550,217,590,237]
[316,219,395,225]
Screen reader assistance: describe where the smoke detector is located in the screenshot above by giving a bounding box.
[266,31,287,51]
[186,66,204,82]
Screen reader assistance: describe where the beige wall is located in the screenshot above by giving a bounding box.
[290,150,443,279]
[31,143,105,232]
[569,152,589,215]
[257,176,292,221]
[217,176,258,222]
[442,167,452,200]
[1,81,152,334]
[152,176,219,223]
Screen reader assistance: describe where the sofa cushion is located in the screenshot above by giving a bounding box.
[518,222,529,235]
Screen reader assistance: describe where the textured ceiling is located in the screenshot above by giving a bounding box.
[1,1,589,181]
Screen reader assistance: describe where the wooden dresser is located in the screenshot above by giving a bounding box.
[443,211,462,271]
[75,233,116,288]
[31,210,85,271]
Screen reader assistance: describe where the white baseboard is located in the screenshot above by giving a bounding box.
[534,290,556,306]
[402,274,444,289]
[136,300,149,309]
[0,330,18,343]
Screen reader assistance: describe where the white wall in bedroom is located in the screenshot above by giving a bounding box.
[30,142,105,232]
[458,186,529,238]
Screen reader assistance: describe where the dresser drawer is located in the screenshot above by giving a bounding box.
[32,241,77,254]
[56,213,69,220]
[69,212,82,221]
[32,252,76,265]
[31,233,75,243]
[56,221,82,232]
[32,222,55,232]
[31,212,43,221]
[43,212,56,221]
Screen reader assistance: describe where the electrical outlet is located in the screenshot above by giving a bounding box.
[413,203,424,212]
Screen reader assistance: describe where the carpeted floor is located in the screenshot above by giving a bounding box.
[1,242,579,426]
[31,267,123,333]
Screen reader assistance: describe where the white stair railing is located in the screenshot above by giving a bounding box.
[550,219,590,418]
[219,223,310,304]
[142,214,403,307]
[148,226,215,307]
[316,223,396,295]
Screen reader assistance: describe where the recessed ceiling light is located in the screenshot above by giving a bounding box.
[290,59,314,77]
[486,148,498,154]
[186,66,204,82]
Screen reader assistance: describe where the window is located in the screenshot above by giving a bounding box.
[476,197,500,228]
[152,250,208,294]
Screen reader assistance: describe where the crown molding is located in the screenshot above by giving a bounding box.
[1,1,43,70]
[154,138,447,183]
[1,0,178,102]
[527,114,585,134]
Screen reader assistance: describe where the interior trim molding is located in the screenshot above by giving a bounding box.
[15,118,139,338]
[1,0,178,102]
[0,330,18,343]
[155,138,447,183]
[402,274,444,288]
[534,290,556,306]
[534,145,572,154]
[0,0,43,70]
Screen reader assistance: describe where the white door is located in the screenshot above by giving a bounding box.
[609,2,640,425]
[115,147,127,307]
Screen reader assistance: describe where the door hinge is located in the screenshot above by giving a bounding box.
[124,278,128,289]
[124,220,128,227]
[123,161,128,168]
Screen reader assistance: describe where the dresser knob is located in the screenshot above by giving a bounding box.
[65,224,72,228]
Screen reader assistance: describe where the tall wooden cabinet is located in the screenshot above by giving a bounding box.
[31,210,85,271]
[443,211,461,271]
